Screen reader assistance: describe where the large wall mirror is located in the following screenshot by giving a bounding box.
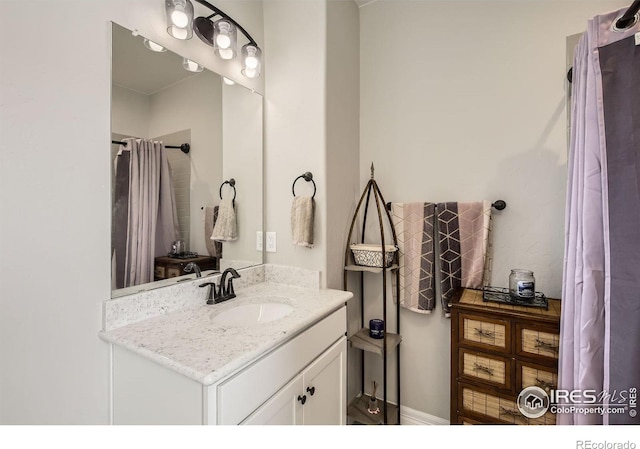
[111,22,263,298]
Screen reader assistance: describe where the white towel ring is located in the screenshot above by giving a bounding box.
[292,172,316,199]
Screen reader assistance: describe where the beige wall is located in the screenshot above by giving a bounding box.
[359,0,629,420]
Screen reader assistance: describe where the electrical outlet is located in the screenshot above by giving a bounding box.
[256,231,263,251]
[266,232,277,252]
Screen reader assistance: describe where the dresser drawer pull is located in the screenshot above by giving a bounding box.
[499,406,522,418]
[534,338,559,353]
[474,328,495,339]
[472,363,495,377]
[535,378,556,390]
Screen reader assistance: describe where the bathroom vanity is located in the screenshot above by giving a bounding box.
[101,271,351,425]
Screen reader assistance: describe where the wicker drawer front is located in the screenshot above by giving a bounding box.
[461,386,556,425]
[460,350,510,390]
[460,314,509,353]
[519,362,557,393]
[518,325,559,360]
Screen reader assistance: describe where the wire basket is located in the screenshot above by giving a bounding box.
[350,244,397,268]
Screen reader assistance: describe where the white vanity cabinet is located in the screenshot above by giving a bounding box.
[111,306,347,425]
[242,337,346,425]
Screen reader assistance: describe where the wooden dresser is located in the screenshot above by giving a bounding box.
[154,255,219,281]
[450,289,561,425]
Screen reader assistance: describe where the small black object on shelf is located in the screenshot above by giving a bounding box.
[482,286,548,310]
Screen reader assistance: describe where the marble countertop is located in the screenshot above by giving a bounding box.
[99,282,352,386]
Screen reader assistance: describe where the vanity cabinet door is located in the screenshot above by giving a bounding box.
[241,337,347,425]
[302,337,347,425]
[241,376,304,425]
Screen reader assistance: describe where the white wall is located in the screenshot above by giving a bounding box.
[359,0,629,420]
[263,0,327,283]
[111,85,150,138]
[0,0,263,424]
[222,83,264,265]
[148,71,223,256]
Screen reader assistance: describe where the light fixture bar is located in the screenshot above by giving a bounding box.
[192,0,258,47]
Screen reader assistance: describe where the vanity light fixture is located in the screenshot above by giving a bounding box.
[213,19,237,60]
[143,38,167,52]
[183,58,204,72]
[165,0,194,40]
[166,0,262,79]
[241,44,261,79]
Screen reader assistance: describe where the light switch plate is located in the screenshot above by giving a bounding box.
[266,232,276,252]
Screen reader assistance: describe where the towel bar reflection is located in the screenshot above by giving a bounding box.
[219,179,237,204]
[111,140,190,154]
[292,172,316,199]
[385,200,507,211]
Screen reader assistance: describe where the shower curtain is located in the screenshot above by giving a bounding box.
[112,138,180,288]
[559,7,640,425]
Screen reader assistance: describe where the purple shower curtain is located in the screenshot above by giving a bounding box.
[559,7,640,425]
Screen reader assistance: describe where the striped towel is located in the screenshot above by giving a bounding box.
[390,203,437,313]
[437,201,492,317]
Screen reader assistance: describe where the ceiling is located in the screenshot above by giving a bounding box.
[111,23,201,96]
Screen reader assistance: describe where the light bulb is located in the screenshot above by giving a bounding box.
[144,39,166,52]
[183,58,203,72]
[169,26,188,40]
[217,48,234,60]
[222,77,235,85]
[245,55,258,69]
[171,8,189,28]
[242,68,258,79]
[216,32,231,49]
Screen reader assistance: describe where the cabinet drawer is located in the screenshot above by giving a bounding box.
[460,384,555,425]
[516,323,559,361]
[154,265,166,279]
[166,267,182,278]
[459,349,511,390]
[517,361,557,394]
[459,313,510,354]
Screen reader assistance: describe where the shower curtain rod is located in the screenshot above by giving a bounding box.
[567,1,640,84]
[617,0,640,29]
[111,140,190,154]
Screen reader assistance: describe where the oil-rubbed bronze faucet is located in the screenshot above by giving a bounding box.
[183,262,202,278]
[199,268,241,305]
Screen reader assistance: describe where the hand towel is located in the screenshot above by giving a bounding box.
[291,196,315,248]
[390,202,436,314]
[211,198,238,242]
[204,206,223,257]
[437,201,492,317]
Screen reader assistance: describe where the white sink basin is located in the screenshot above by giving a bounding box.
[211,299,294,326]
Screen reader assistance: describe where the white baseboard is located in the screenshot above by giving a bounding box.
[400,406,450,425]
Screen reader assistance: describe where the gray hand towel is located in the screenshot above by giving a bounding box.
[291,196,315,248]
[211,198,238,242]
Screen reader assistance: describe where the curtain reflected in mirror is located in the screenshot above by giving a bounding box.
[112,138,180,288]
[110,22,263,297]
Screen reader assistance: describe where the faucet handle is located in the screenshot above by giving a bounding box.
[199,282,219,305]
